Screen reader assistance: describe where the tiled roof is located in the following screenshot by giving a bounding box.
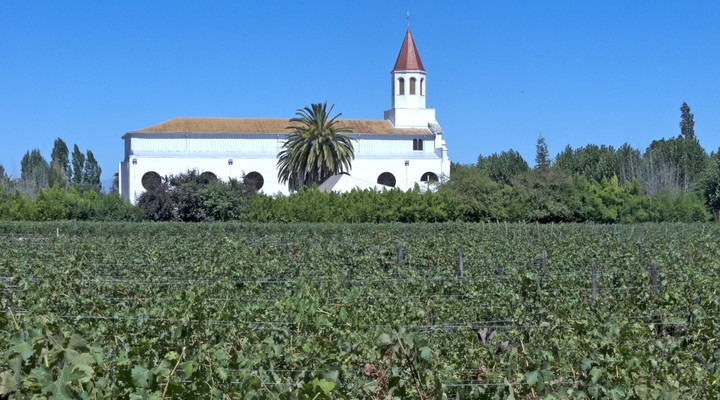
[392,27,425,72]
[129,117,429,135]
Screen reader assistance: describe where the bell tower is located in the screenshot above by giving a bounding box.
[384,27,437,128]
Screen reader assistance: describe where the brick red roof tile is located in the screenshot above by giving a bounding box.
[392,27,425,72]
[127,117,429,136]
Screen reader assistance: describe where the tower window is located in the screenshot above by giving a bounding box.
[420,78,425,95]
[413,139,424,151]
[410,77,416,95]
[397,78,405,95]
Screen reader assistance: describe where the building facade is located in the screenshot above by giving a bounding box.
[119,28,449,202]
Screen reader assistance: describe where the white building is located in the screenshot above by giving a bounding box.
[119,27,449,202]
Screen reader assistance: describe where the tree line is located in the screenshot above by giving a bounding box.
[1,102,719,223]
[8,138,103,196]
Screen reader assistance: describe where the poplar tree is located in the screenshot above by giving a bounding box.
[50,138,71,186]
[20,149,50,194]
[83,150,102,191]
[71,144,85,186]
[679,102,695,140]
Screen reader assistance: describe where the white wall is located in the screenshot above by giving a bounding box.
[120,134,448,203]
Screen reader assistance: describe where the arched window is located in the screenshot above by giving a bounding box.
[420,78,425,95]
[409,77,416,95]
[200,171,217,183]
[397,78,405,95]
[413,139,424,151]
[377,172,396,188]
[420,172,439,183]
[244,171,264,191]
[141,171,162,190]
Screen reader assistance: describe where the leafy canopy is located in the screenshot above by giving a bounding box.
[277,102,355,191]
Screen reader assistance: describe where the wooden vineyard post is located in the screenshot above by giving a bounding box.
[397,242,404,266]
[650,260,658,293]
[591,261,598,300]
[497,263,504,277]
[540,250,548,286]
[458,250,464,278]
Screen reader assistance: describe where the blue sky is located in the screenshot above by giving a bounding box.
[1,1,719,183]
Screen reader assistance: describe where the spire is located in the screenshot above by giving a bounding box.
[392,27,425,72]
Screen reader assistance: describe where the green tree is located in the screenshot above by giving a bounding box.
[535,134,550,171]
[83,150,102,191]
[0,164,8,186]
[111,172,120,193]
[71,144,85,186]
[277,102,355,191]
[679,102,695,140]
[616,142,642,184]
[476,149,529,186]
[698,149,720,222]
[20,149,50,195]
[509,168,582,222]
[553,144,618,182]
[641,103,707,193]
[136,178,173,221]
[50,138,71,186]
[441,163,505,221]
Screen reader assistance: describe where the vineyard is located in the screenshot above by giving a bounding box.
[1,222,719,399]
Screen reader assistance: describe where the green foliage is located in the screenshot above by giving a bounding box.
[0,185,140,221]
[510,169,582,222]
[440,163,505,221]
[535,134,550,171]
[0,163,9,186]
[643,136,707,194]
[50,137,71,187]
[679,101,695,140]
[20,149,50,195]
[82,150,102,192]
[277,102,355,191]
[698,149,720,221]
[71,144,85,187]
[554,144,619,182]
[136,170,256,222]
[250,186,458,223]
[476,149,529,186]
[1,222,719,398]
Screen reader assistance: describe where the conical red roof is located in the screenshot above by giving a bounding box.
[392,27,425,72]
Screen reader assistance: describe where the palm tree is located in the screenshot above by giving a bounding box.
[277,102,355,191]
